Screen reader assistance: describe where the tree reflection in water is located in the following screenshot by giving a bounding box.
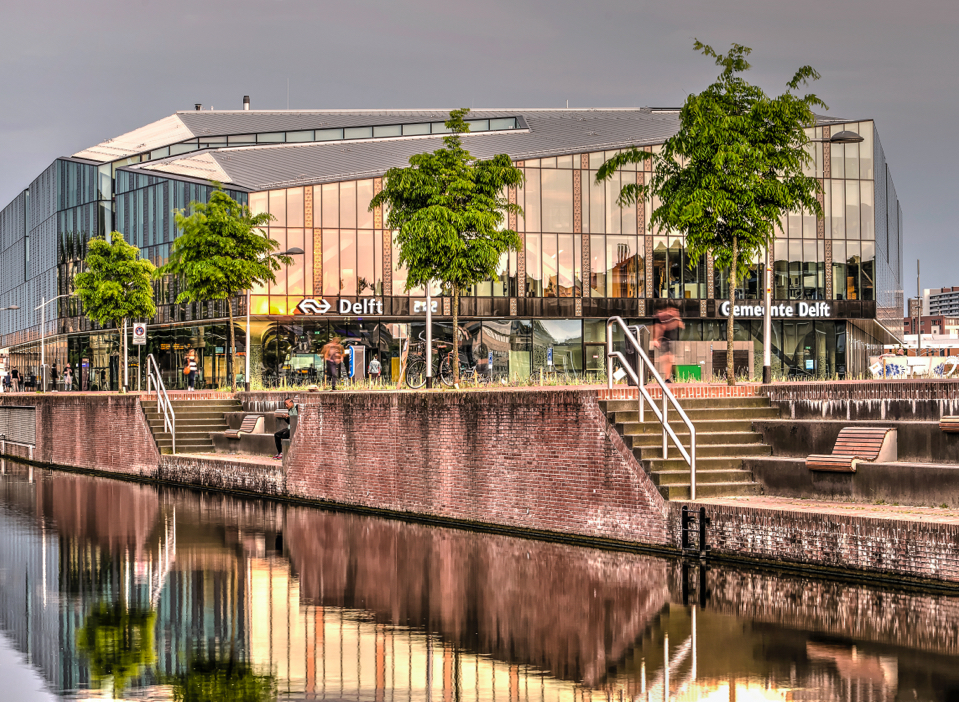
[76,602,156,696]
[168,650,276,702]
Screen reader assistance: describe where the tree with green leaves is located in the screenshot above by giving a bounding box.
[75,232,157,390]
[161,185,289,391]
[598,41,824,385]
[370,108,524,384]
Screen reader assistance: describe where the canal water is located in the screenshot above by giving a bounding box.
[1,463,959,701]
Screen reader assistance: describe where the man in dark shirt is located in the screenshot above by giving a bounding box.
[273,397,298,460]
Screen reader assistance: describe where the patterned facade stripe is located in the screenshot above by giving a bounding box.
[816,179,825,239]
[822,126,831,178]
[825,239,833,300]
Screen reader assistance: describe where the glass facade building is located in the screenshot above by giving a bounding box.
[0,108,904,387]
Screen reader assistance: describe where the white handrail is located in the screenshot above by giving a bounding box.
[146,353,175,454]
[606,316,698,499]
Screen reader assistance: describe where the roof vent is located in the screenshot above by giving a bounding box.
[243,95,250,111]
[195,103,202,111]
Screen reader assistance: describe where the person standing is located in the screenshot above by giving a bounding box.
[184,349,198,391]
[10,366,20,393]
[368,354,382,381]
[273,397,298,460]
[321,338,344,391]
[63,364,74,391]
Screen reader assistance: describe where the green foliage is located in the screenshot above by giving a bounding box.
[598,41,825,384]
[370,108,524,381]
[169,651,276,702]
[76,602,156,695]
[74,232,157,330]
[161,185,290,390]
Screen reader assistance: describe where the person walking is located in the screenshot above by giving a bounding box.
[651,305,684,382]
[321,337,345,391]
[368,354,382,381]
[10,366,20,393]
[63,364,74,391]
[184,349,198,391]
[273,397,298,460]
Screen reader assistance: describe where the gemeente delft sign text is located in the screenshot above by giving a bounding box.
[718,301,833,318]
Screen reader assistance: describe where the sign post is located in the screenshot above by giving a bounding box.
[133,324,146,392]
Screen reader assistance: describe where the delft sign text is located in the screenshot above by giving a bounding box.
[718,301,832,318]
[296,298,384,316]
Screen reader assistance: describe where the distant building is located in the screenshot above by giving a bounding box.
[918,287,959,317]
[903,315,959,336]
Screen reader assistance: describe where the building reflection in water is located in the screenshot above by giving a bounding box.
[0,461,957,701]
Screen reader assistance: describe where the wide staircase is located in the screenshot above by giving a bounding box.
[601,395,778,499]
[141,398,241,454]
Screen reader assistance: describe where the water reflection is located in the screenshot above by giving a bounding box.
[1,461,959,700]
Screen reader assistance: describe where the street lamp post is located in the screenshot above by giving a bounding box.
[245,247,304,392]
[34,294,74,391]
[761,129,865,384]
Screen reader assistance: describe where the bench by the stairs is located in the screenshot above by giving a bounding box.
[224,414,264,439]
[940,416,959,433]
[806,427,897,473]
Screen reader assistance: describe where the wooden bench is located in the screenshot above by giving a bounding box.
[224,414,264,439]
[806,427,898,473]
[940,416,959,433]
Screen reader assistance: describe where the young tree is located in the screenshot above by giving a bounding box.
[74,232,157,390]
[370,108,524,383]
[161,185,288,391]
[598,41,824,385]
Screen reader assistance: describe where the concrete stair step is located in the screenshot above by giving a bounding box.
[636,443,771,460]
[601,397,772,412]
[652,468,757,486]
[148,421,228,431]
[626,431,764,448]
[612,407,780,423]
[658,482,763,500]
[145,411,233,421]
[642,456,745,472]
[622,419,755,435]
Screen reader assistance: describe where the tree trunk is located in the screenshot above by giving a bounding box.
[727,236,738,387]
[228,300,237,392]
[452,285,460,385]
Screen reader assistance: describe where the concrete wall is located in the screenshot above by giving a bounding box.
[762,379,959,420]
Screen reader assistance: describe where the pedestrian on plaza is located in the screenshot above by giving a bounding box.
[651,304,684,383]
[50,363,58,391]
[321,337,344,391]
[1,372,9,393]
[10,366,20,392]
[63,364,74,391]
[273,397,298,460]
[368,354,382,381]
[184,349,198,391]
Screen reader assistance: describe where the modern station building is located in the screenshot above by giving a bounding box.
[0,101,904,389]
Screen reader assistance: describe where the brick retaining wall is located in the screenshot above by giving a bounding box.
[157,454,285,496]
[761,379,959,420]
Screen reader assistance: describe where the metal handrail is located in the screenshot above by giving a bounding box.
[146,353,175,454]
[606,316,698,499]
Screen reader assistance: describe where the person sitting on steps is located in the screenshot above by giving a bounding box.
[273,397,298,460]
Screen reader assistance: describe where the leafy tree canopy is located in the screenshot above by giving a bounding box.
[74,232,157,329]
[369,108,524,381]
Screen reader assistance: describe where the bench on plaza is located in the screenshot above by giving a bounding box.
[224,414,264,439]
[940,416,959,433]
[806,427,898,473]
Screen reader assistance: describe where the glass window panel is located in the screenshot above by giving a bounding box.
[524,159,540,168]
[832,240,846,300]
[150,147,169,160]
[431,122,452,134]
[860,122,874,179]
[269,229,287,294]
[861,241,875,301]
[228,134,256,145]
[540,157,557,168]
[774,240,789,299]
[340,181,357,229]
[286,188,304,228]
[668,237,684,299]
[802,240,821,300]
[588,152,605,170]
[315,128,343,141]
[788,239,802,300]
[803,209,816,239]
[489,117,516,130]
[831,181,844,238]
[250,192,268,217]
[557,234,574,297]
[357,230,375,296]
[286,229,305,295]
[373,124,402,138]
[344,126,373,139]
[323,230,339,296]
[169,143,196,156]
[525,169,541,233]
[257,132,285,143]
[556,154,573,169]
[392,238,408,296]
[320,184,338,228]
[846,241,861,300]
[465,119,489,132]
[590,235,604,297]
[403,123,430,136]
[788,209,801,238]
[269,190,286,227]
[526,233,542,297]
[542,233,558,297]
[286,130,313,142]
[845,180,860,239]
[540,168,572,233]
[830,143,844,179]
[573,234,582,296]
[653,236,668,298]
[589,172,604,234]
[340,230,356,295]
[356,180,374,229]
[860,180,874,240]
[622,178,637,236]
[606,171,621,235]
[845,139,860,180]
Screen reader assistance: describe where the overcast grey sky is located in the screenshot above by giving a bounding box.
[1,0,956,293]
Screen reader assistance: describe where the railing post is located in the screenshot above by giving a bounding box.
[606,320,614,390]
[662,388,668,459]
[690,429,697,500]
[639,360,644,423]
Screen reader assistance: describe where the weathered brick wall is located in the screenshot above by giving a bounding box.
[762,379,959,420]
[670,501,959,584]
[157,454,285,496]
[284,389,670,546]
[0,394,158,475]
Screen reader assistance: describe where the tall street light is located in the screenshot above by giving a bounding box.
[245,247,304,391]
[35,294,75,391]
[762,129,865,384]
